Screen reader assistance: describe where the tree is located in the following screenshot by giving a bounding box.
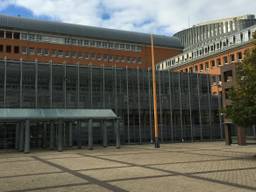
[225,32,256,128]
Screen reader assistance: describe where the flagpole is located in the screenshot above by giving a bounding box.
[150,34,160,148]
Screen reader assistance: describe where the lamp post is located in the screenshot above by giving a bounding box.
[151,34,160,148]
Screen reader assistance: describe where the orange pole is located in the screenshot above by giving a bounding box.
[150,34,160,148]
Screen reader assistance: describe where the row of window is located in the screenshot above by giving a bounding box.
[179,51,243,73]
[0,44,142,64]
[158,27,256,70]
[0,45,20,53]
[0,30,143,52]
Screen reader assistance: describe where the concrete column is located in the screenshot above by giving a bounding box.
[43,122,47,148]
[69,122,73,147]
[18,122,24,152]
[50,122,55,150]
[24,120,30,154]
[237,126,246,146]
[224,124,232,145]
[102,120,107,147]
[77,121,82,149]
[88,119,93,150]
[115,119,120,149]
[15,123,20,150]
[57,120,63,152]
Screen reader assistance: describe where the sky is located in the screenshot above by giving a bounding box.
[0,0,255,36]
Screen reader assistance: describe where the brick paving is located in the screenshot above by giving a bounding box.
[0,142,255,192]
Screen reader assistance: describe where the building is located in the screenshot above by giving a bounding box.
[0,59,221,152]
[174,14,256,50]
[0,14,183,69]
[157,15,256,145]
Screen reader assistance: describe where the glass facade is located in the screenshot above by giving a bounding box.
[0,59,223,149]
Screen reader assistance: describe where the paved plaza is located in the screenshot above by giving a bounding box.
[0,142,256,192]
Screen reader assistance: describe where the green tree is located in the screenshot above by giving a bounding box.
[225,33,256,128]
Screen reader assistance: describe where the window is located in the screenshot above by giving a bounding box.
[240,33,243,42]
[237,52,242,60]
[90,40,96,47]
[78,40,83,46]
[6,45,12,53]
[71,51,77,58]
[121,57,125,63]
[36,34,42,41]
[57,50,63,57]
[136,45,143,52]
[28,47,35,55]
[126,44,130,50]
[14,46,20,54]
[71,39,77,45]
[42,49,49,56]
[200,64,204,71]
[28,34,35,41]
[84,52,89,59]
[51,49,57,57]
[83,40,89,46]
[194,65,198,72]
[103,54,108,61]
[114,43,119,49]
[120,44,125,50]
[96,41,102,47]
[211,60,215,67]
[0,31,4,38]
[131,45,135,51]
[217,58,221,66]
[230,54,235,62]
[205,62,209,70]
[90,53,96,60]
[189,67,193,72]
[97,54,102,61]
[21,47,27,54]
[6,31,12,39]
[136,57,142,64]
[77,52,83,59]
[109,42,114,49]
[224,70,233,82]
[65,38,71,44]
[36,48,42,55]
[21,33,28,40]
[0,45,3,52]
[223,56,228,64]
[102,42,108,48]
[109,55,113,62]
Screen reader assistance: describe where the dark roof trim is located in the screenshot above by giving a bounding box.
[0,14,183,49]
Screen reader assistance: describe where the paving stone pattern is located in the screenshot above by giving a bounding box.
[0,142,255,192]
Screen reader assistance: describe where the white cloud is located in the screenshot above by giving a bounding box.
[0,0,14,10]
[2,0,256,35]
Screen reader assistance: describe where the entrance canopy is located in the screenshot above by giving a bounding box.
[0,108,118,120]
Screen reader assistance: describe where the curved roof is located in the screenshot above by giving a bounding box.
[0,14,183,49]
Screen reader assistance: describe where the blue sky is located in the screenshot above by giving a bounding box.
[0,0,255,35]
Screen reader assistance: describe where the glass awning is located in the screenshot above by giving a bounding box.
[0,108,117,120]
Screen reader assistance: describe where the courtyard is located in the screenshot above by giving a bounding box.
[0,142,256,192]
